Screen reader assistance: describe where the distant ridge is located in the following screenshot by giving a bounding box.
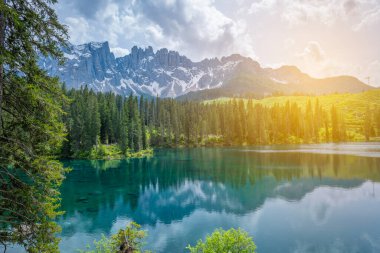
[39,41,373,99]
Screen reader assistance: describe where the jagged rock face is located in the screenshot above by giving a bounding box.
[40,42,119,90]
[40,42,243,98]
[39,41,372,98]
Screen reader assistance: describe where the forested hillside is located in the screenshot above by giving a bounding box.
[206,90,380,138]
[61,88,380,158]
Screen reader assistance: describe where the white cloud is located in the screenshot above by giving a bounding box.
[293,41,380,87]
[65,17,94,43]
[294,41,352,79]
[55,0,379,83]
[61,2,142,51]
[110,47,130,57]
[352,7,380,31]
[297,41,326,63]
[248,0,380,29]
[56,0,256,61]
[135,0,257,60]
[248,0,276,14]
[282,0,346,26]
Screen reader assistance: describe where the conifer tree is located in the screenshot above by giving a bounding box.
[60,90,373,155]
[376,106,380,136]
[363,106,373,141]
[331,105,340,142]
[120,99,129,153]
[0,0,68,251]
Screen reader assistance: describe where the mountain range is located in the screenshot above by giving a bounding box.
[39,41,373,99]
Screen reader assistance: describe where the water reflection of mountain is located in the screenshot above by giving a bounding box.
[59,147,380,237]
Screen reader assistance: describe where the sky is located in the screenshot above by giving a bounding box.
[54,0,380,87]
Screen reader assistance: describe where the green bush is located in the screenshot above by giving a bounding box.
[79,225,256,253]
[94,144,108,158]
[79,222,149,253]
[126,148,153,158]
[187,228,256,253]
[73,144,153,160]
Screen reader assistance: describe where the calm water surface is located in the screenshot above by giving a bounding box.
[12,143,380,252]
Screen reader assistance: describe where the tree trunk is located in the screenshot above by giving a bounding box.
[118,242,134,253]
[0,0,5,127]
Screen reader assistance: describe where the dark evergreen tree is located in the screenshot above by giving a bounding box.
[60,90,371,155]
[363,106,374,141]
[0,0,68,251]
[331,105,340,142]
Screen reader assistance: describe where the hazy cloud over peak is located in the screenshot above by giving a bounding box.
[56,0,256,61]
[298,41,326,63]
[54,0,380,86]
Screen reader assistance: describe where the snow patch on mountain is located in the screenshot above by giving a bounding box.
[39,41,371,98]
[39,42,244,98]
[270,77,288,84]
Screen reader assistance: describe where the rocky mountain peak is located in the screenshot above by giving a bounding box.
[39,41,372,99]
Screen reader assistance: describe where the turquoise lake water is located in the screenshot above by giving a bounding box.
[8,143,380,252]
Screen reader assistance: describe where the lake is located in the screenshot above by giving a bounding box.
[54,143,380,252]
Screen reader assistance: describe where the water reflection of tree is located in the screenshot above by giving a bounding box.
[58,148,380,236]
